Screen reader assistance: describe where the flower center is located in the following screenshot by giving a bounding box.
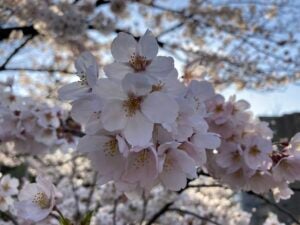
[0,196,5,204]
[231,151,241,162]
[32,192,50,209]
[2,183,10,192]
[133,150,149,169]
[122,94,143,117]
[214,104,224,113]
[104,138,118,157]
[129,53,151,72]
[45,112,54,122]
[151,81,164,92]
[249,145,261,156]
[163,157,173,171]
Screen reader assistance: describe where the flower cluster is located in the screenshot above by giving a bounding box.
[14,175,58,222]
[0,85,80,155]
[59,30,221,192]
[0,175,19,212]
[205,94,300,199]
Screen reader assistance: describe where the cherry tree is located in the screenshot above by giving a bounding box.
[1,1,300,225]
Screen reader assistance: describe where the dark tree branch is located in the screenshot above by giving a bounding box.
[247,191,300,225]
[0,67,76,74]
[146,201,174,225]
[0,25,38,41]
[0,35,34,70]
[0,211,19,225]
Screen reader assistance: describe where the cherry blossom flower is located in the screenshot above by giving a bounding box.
[272,154,300,182]
[122,145,159,190]
[0,195,13,212]
[14,175,57,222]
[0,175,19,197]
[272,183,294,202]
[244,171,275,194]
[77,133,128,183]
[242,135,272,170]
[95,74,179,146]
[104,30,174,81]
[158,142,197,191]
[58,51,99,101]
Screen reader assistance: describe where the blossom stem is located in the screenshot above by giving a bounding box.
[54,206,65,220]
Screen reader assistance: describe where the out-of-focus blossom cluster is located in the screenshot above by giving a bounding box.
[0,80,80,155]
[59,30,221,193]
[0,174,19,212]
[205,94,300,200]
[1,0,117,42]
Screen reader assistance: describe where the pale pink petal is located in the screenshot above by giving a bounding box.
[116,135,129,157]
[89,150,125,180]
[15,200,51,222]
[71,96,102,124]
[147,56,174,77]
[235,99,250,111]
[93,79,126,100]
[160,169,187,191]
[101,100,127,131]
[187,80,215,101]
[137,30,158,59]
[123,111,153,146]
[123,147,158,187]
[122,73,151,96]
[75,51,98,74]
[142,92,179,123]
[191,133,221,149]
[104,62,133,80]
[111,32,137,62]
[86,63,99,87]
[77,135,110,153]
[171,149,197,177]
[58,82,90,101]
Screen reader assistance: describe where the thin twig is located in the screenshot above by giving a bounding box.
[146,201,174,225]
[112,197,119,225]
[248,191,300,225]
[86,172,98,211]
[186,184,224,188]
[139,191,148,225]
[168,208,222,225]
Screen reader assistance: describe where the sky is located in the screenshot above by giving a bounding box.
[221,83,300,116]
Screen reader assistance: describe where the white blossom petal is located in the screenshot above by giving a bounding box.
[101,100,127,131]
[142,92,179,123]
[58,82,90,101]
[111,32,137,62]
[137,30,158,59]
[123,111,153,146]
[104,62,133,80]
[93,79,126,100]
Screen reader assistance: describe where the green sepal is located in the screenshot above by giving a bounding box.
[59,217,72,225]
[80,210,94,225]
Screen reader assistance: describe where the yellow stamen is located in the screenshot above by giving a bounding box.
[32,192,50,209]
[249,145,261,157]
[122,94,143,117]
[129,53,151,72]
[133,150,149,169]
[104,138,118,157]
